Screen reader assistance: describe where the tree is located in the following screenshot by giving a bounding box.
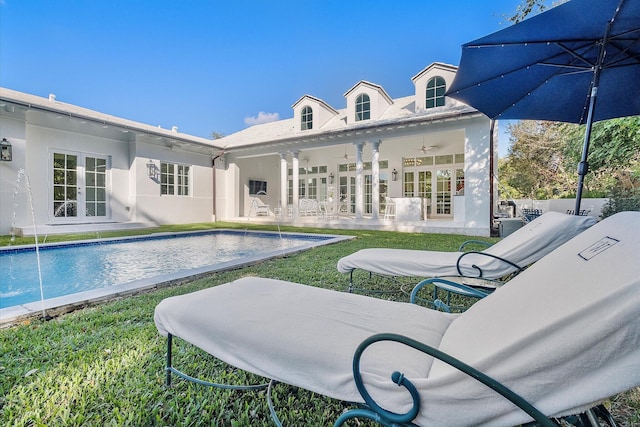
[500,117,640,200]
[507,0,548,23]
[499,120,574,199]
[561,117,640,192]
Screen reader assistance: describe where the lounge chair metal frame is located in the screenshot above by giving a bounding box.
[410,277,495,312]
[165,333,291,426]
[347,238,524,298]
[163,332,618,427]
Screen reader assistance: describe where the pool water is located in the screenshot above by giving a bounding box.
[0,230,339,309]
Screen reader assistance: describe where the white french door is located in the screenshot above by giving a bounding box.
[51,151,109,221]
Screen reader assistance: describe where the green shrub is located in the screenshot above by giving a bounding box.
[601,186,640,218]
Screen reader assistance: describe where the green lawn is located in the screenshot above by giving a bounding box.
[1,223,638,426]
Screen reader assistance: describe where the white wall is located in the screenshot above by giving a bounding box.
[0,109,217,233]
[18,123,131,228]
[462,119,494,234]
[0,115,27,234]
[133,140,214,224]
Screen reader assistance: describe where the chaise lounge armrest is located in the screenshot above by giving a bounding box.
[458,239,494,251]
[335,333,555,427]
[456,250,525,278]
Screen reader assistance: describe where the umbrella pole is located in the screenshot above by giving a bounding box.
[575,4,618,214]
[574,73,603,215]
[574,111,594,215]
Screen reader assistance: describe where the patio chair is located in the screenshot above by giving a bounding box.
[337,211,596,292]
[383,197,396,220]
[154,211,639,426]
[249,197,271,217]
[521,207,543,222]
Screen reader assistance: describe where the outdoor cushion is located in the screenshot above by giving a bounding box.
[337,211,596,279]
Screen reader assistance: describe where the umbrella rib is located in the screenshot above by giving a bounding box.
[554,42,596,68]
[606,38,640,66]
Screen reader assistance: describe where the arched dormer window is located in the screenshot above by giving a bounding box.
[426,76,446,108]
[301,106,313,130]
[355,94,370,121]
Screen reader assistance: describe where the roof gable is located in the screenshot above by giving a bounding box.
[411,62,458,83]
[411,62,459,113]
[291,94,340,132]
[343,80,393,104]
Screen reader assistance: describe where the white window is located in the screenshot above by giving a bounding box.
[161,162,190,196]
[301,106,313,130]
[355,94,370,121]
[426,76,446,108]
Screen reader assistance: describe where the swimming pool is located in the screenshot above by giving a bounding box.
[0,229,351,319]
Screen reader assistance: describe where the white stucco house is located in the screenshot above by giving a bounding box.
[0,88,223,236]
[0,62,498,237]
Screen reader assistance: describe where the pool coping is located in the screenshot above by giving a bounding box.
[1,229,354,327]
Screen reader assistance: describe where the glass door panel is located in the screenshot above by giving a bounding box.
[403,171,415,196]
[436,169,452,215]
[85,157,107,217]
[52,152,108,220]
[364,174,372,214]
[418,170,432,217]
[53,153,78,218]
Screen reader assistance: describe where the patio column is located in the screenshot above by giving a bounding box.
[292,151,299,216]
[280,153,288,213]
[354,141,365,219]
[371,140,380,219]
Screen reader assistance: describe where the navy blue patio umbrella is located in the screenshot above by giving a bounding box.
[446,0,640,213]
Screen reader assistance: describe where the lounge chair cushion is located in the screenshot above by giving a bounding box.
[337,212,596,279]
[155,278,456,409]
[422,211,640,425]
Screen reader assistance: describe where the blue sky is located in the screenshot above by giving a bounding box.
[0,0,545,156]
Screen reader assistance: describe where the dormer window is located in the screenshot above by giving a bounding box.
[426,76,446,108]
[355,94,370,121]
[301,106,313,130]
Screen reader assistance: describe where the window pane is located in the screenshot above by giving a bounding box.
[53,170,65,184]
[435,155,454,165]
[66,155,77,169]
[53,186,65,200]
[66,171,77,185]
[53,153,65,169]
[417,156,433,166]
[86,172,96,186]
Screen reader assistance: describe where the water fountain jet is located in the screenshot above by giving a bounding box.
[12,168,49,320]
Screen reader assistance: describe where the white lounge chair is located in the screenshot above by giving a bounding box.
[337,211,596,291]
[249,197,271,217]
[155,211,639,426]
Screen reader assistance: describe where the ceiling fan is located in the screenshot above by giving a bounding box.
[416,144,439,154]
[335,147,354,160]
